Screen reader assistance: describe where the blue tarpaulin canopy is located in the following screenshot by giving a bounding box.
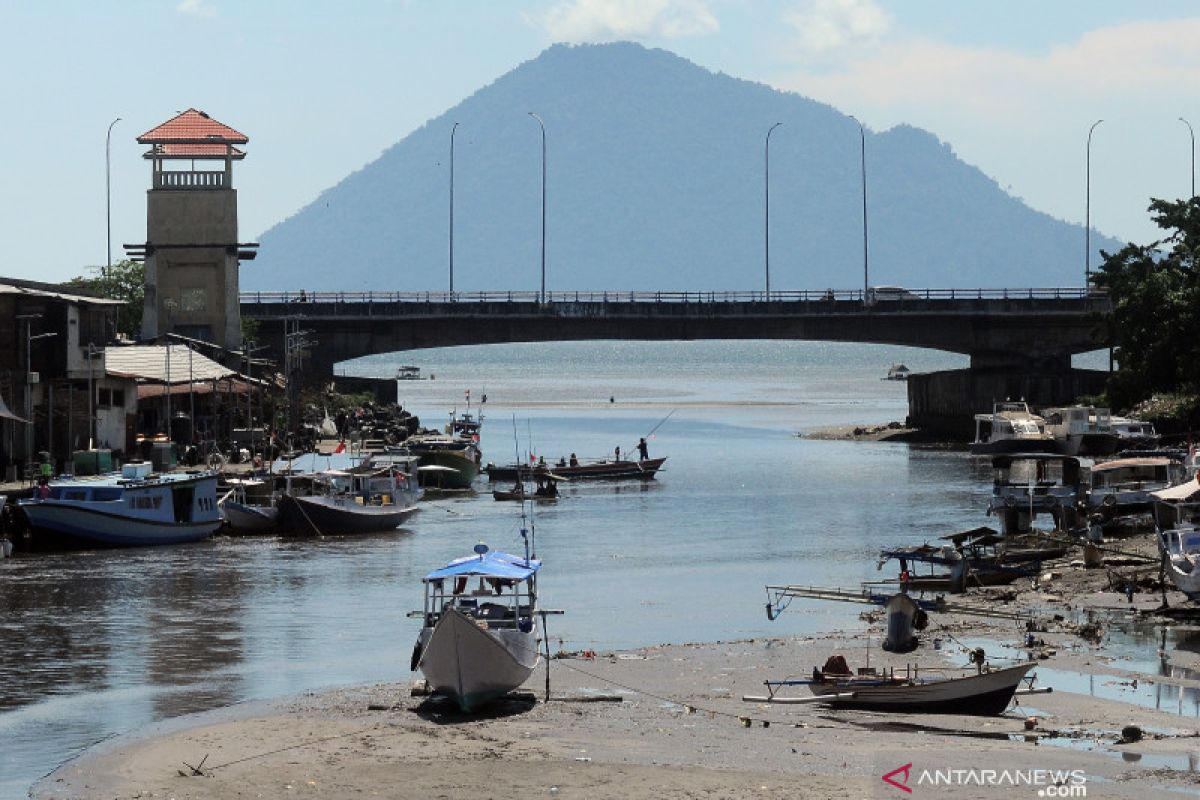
[424,550,540,582]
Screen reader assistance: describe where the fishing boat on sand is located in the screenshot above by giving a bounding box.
[410,543,549,712]
[1151,480,1200,601]
[746,656,1037,715]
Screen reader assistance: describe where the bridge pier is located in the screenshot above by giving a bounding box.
[906,365,1110,439]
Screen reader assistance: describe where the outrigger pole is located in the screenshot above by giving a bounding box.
[764,584,1034,622]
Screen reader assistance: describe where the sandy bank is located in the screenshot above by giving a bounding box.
[36,622,1200,799]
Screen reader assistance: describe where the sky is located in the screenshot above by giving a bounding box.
[3,0,1199,285]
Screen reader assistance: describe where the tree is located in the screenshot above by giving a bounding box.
[65,259,144,338]
[1094,197,1200,408]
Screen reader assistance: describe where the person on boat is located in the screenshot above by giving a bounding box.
[637,437,649,460]
[35,476,50,500]
[569,453,579,467]
[614,445,621,462]
[557,456,567,468]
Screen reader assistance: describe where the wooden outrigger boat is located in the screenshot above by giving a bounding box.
[485,456,666,482]
[745,657,1039,715]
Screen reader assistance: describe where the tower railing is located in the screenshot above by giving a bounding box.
[153,170,227,190]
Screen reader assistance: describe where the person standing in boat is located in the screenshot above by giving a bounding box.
[637,437,649,461]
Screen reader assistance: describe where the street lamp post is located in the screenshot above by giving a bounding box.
[105,117,121,280]
[1085,119,1104,286]
[765,122,782,299]
[850,117,869,304]
[1181,117,1195,199]
[18,314,57,466]
[528,112,547,304]
[449,122,459,298]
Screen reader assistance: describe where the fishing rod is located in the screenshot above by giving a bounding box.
[625,408,677,458]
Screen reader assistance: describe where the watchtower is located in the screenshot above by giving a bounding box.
[130,109,257,352]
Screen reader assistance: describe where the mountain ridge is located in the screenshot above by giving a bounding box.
[249,42,1121,292]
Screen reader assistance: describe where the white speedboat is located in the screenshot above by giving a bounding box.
[970,401,1056,455]
[411,543,544,712]
[18,462,221,547]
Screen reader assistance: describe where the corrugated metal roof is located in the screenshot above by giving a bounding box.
[0,282,123,305]
[105,344,236,384]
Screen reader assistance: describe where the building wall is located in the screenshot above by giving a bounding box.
[142,188,242,351]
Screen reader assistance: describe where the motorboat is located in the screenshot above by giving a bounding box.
[884,363,911,381]
[492,470,563,502]
[278,465,421,535]
[750,657,1037,716]
[985,453,1083,534]
[410,543,547,712]
[485,456,666,482]
[17,462,221,547]
[1042,406,1120,456]
[1110,416,1161,450]
[1088,455,1187,515]
[970,401,1056,455]
[396,365,423,380]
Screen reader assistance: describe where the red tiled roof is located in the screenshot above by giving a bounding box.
[138,109,248,145]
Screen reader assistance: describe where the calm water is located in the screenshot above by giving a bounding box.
[3,340,1119,795]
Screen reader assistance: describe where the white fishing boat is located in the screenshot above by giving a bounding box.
[1150,480,1200,601]
[970,401,1056,455]
[1110,416,1161,450]
[17,462,221,547]
[410,543,545,712]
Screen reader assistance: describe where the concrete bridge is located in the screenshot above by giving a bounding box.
[240,287,1112,435]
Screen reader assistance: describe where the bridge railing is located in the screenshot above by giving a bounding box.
[239,287,1103,304]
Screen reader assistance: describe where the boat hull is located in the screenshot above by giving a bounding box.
[416,451,479,489]
[416,607,538,712]
[970,439,1058,455]
[486,457,666,482]
[221,500,281,534]
[810,662,1035,715]
[19,502,219,547]
[278,493,417,535]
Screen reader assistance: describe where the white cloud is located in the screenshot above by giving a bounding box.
[176,0,217,18]
[535,0,719,43]
[771,18,1200,243]
[783,0,890,59]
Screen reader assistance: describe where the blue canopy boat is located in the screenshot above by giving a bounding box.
[410,544,545,712]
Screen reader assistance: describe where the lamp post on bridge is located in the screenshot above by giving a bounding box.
[850,116,869,305]
[1085,119,1103,287]
[1181,117,1195,199]
[105,117,121,281]
[764,122,782,299]
[529,112,547,304]
[449,121,459,299]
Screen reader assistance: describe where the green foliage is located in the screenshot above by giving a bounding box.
[241,316,261,344]
[1093,197,1200,409]
[65,259,144,338]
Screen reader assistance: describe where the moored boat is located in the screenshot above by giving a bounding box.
[986,453,1083,534]
[406,433,481,489]
[970,401,1056,455]
[411,543,545,712]
[278,466,421,535]
[219,478,282,534]
[1042,405,1120,456]
[17,462,221,548]
[1150,479,1200,601]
